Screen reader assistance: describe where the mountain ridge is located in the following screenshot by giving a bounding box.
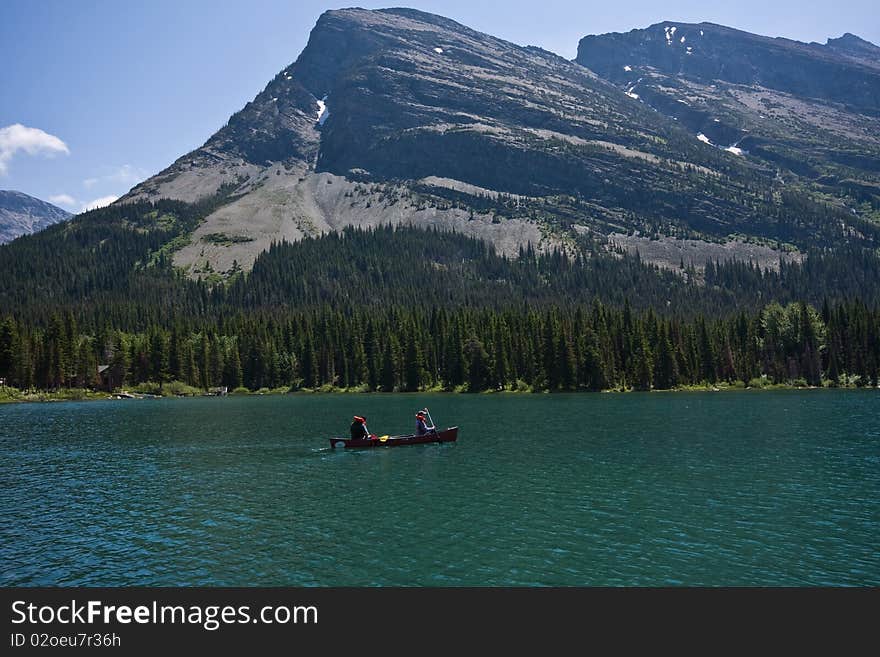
[577,21,880,111]
[2,9,880,398]
[575,18,880,254]
[0,190,72,244]
[87,9,880,277]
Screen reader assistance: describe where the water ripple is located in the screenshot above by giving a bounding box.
[1,391,878,585]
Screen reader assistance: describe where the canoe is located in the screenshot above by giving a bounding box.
[329,426,458,449]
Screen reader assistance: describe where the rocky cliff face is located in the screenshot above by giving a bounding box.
[578,23,880,113]
[122,10,879,277]
[824,33,880,70]
[576,23,880,190]
[0,191,72,244]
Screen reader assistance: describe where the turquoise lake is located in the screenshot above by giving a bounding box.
[1,391,878,586]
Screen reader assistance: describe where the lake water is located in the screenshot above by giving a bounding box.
[1,391,878,586]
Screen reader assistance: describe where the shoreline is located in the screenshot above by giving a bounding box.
[2,383,877,405]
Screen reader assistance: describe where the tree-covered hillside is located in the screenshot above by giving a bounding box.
[1,299,877,394]
[2,202,880,326]
[1,202,879,393]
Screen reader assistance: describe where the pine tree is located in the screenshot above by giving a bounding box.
[149,331,169,386]
[464,335,490,392]
[169,328,182,381]
[198,333,210,390]
[557,330,577,391]
[209,334,224,387]
[300,333,317,388]
[491,318,509,390]
[799,303,822,386]
[108,333,129,390]
[443,321,466,389]
[46,314,67,388]
[380,337,399,392]
[0,318,16,383]
[183,341,199,388]
[75,337,97,388]
[226,342,243,389]
[697,317,716,383]
[632,325,653,391]
[403,330,424,392]
[653,325,678,390]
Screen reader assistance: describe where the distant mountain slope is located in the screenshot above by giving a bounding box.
[576,23,880,208]
[823,33,880,71]
[116,8,880,279]
[0,191,72,244]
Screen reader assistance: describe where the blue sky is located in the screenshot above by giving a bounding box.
[1,0,877,212]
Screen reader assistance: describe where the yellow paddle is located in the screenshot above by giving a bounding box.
[379,434,390,443]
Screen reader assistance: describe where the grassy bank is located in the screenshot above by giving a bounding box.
[0,386,109,404]
[2,378,875,405]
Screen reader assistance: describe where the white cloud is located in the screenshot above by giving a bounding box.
[45,193,119,212]
[83,164,147,189]
[81,195,119,212]
[48,194,77,208]
[0,123,70,175]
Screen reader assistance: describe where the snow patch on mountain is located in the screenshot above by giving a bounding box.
[316,96,329,125]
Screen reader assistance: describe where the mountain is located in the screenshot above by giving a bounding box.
[824,33,880,69]
[0,191,72,244]
[2,10,880,395]
[119,8,878,279]
[576,23,880,254]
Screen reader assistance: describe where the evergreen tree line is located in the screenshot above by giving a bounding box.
[4,221,880,332]
[2,300,877,393]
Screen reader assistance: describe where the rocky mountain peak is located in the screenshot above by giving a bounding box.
[824,33,880,69]
[119,9,879,279]
[0,190,72,244]
[577,21,880,112]
[827,32,879,51]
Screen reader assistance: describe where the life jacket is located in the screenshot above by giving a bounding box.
[350,419,368,439]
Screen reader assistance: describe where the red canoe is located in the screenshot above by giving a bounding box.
[329,427,459,449]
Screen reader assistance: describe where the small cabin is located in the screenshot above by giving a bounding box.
[97,364,112,391]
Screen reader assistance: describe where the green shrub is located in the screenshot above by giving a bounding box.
[165,381,202,396]
[132,382,163,395]
[0,385,23,402]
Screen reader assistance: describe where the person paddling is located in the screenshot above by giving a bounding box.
[415,410,435,436]
[350,415,370,440]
